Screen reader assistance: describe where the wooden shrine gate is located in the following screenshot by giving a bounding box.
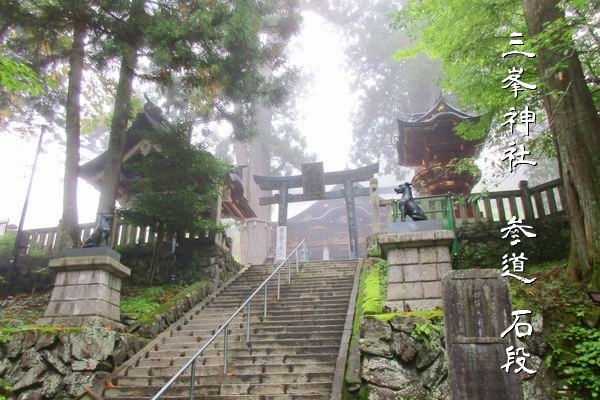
[254,162,379,260]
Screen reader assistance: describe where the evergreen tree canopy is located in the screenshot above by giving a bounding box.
[117,121,229,235]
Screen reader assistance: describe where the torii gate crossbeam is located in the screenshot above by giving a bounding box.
[254,162,379,259]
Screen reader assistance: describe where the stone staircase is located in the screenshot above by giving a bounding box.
[103,260,359,400]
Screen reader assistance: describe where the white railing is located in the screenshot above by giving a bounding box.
[151,238,307,399]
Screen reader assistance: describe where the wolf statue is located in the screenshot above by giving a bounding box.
[82,213,112,248]
[394,182,428,222]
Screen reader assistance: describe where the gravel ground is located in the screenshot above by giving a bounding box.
[0,291,51,327]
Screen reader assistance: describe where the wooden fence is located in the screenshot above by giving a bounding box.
[379,178,565,231]
[19,178,565,255]
[19,221,214,256]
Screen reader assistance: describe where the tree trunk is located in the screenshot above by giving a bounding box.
[523,0,600,287]
[57,20,85,251]
[96,0,145,235]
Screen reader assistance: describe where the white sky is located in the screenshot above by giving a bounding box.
[0,12,357,229]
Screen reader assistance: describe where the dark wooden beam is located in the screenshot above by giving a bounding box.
[254,163,379,191]
[259,186,371,206]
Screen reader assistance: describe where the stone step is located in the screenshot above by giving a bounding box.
[133,352,339,368]
[104,260,357,400]
[190,304,350,318]
[133,344,341,362]
[177,318,347,334]
[105,381,332,397]
[202,296,352,310]
[105,395,328,400]
[212,284,354,296]
[165,330,343,342]
[123,362,336,379]
[155,337,343,351]
[116,371,334,388]
[220,382,332,396]
[174,323,345,336]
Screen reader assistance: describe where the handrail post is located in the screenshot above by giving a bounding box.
[288,257,291,285]
[277,270,281,299]
[264,285,268,318]
[295,250,299,272]
[223,325,228,374]
[246,302,251,343]
[189,359,196,400]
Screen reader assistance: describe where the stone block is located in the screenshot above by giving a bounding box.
[49,286,65,302]
[403,298,443,311]
[422,281,442,298]
[388,220,444,233]
[419,247,438,264]
[436,246,451,263]
[378,230,455,257]
[385,299,443,312]
[436,263,452,279]
[387,248,419,265]
[387,282,423,301]
[388,265,404,283]
[64,246,121,261]
[403,264,437,282]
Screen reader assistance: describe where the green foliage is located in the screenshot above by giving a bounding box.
[411,318,444,342]
[366,245,381,258]
[0,326,81,343]
[117,121,229,237]
[0,232,15,257]
[509,259,600,398]
[121,281,209,326]
[361,259,388,315]
[0,378,12,399]
[0,54,43,96]
[455,217,569,269]
[550,326,600,399]
[373,309,444,322]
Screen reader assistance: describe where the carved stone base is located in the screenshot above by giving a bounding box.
[377,229,454,312]
[38,251,131,330]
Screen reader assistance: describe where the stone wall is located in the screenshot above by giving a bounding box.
[358,315,449,400]
[0,246,247,399]
[355,314,552,400]
[0,327,143,399]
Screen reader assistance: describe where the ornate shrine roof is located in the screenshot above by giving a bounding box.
[396,97,483,166]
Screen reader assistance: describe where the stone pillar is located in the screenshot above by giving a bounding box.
[442,269,523,399]
[38,248,131,329]
[378,228,454,311]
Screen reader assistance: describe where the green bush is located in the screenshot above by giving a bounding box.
[550,325,600,399]
[0,233,15,257]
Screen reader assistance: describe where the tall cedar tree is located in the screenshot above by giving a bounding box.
[523,0,600,285]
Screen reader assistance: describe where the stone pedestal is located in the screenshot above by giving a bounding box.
[38,249,131,329]
[377,228,454,311]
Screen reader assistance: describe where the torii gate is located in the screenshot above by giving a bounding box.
[254,162,379,259]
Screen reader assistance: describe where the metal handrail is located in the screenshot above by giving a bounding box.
[151,238,306,400]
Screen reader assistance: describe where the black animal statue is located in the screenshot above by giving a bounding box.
[394,182,428,222]
[82,213,112,248]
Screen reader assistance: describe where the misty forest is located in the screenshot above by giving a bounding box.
[2,0,600,399]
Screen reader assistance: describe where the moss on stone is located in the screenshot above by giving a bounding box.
[373,309,444,322]
[362,259,387,315]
